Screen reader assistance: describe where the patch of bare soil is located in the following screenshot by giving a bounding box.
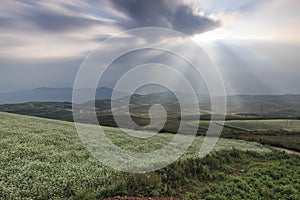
[272,147,300,156]
[104,197,183,200]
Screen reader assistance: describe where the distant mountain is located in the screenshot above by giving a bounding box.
[0,87,205,104]
[0,87,128,104]
[1,87,300,118]
[225,94,300,117]
[117,91,210,105]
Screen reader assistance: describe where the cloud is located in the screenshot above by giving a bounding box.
[206,40,300,95]
[1,0,220,36]
[0,0,222,59]
[0,0,299,96]
[0,0,123,59]
[172,5,220,35]
[25,9,104,32]
[0,1,110,33]
[109,0,220,35]
[198,0,263,13]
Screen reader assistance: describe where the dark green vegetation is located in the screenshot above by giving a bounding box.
[2,112,299,199]
[188,120,300,132]
[188,120,300,152]
[110,150,300,200]
[222,129,300,153]
[0,102,74,121]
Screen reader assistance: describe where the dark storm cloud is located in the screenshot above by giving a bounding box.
[172,5,220,35]
[0,0,219,35]
[109,0,220,35]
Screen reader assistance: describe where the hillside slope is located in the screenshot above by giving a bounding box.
[0,112,286,199]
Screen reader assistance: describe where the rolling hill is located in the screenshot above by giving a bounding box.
[1,88,300,118]
[0,87,128,104]
[0,112,281,199]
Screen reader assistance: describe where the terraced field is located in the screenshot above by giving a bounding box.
[188,120,300,152]
[225,120,300,131]
[188,120,300,132]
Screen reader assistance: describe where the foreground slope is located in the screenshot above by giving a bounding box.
[0,112,298,199]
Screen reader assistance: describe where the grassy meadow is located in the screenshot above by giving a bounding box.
[188,120,300,132]
[188,120,300,152]
[0,112,299,199]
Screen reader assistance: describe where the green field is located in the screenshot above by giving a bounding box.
[1,112,299,199]
[188,120,300,132]
[225,120,300,131]
[188,120,211,130]
[188,120,300,151]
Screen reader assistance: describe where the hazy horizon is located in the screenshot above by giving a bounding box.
[1,86,300,96]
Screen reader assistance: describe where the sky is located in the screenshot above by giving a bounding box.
[0,0,299,95]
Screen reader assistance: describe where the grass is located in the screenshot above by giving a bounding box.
[225,120,300,132]
[0,112,271,199]
[188,120,300,151]
[187,120,210,130]
[0,112,299,199]
[2,102,300,152]
[112,150,300,200]
[188,120,300,132]
[0,102,74,121]
[0,113,117,199]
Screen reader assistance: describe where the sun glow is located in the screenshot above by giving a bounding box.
[193,28,276,45]
[193,28,234,44]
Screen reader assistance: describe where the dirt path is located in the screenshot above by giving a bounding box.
[272,147,300,156]
[104,197,182,200]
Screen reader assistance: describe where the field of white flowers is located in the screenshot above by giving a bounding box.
[0,112,271,199]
